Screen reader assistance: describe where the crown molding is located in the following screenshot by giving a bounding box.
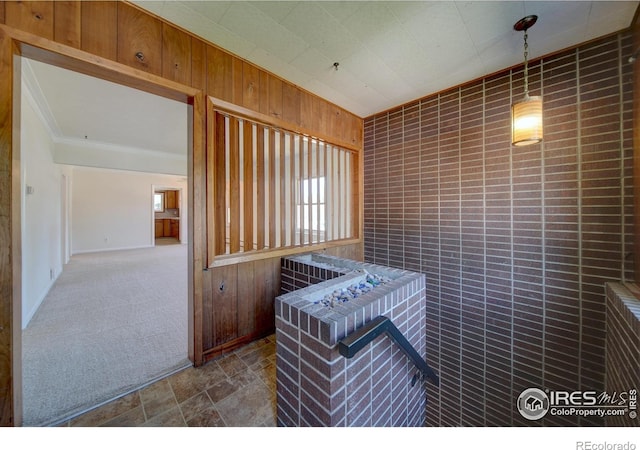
[21,59,63,139]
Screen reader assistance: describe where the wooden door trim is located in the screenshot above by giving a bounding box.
[0,24,204,426]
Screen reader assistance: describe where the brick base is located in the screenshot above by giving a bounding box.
[276,254,431,427]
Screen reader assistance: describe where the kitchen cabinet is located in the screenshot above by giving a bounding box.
[154,219,163,238]
[170,219,179,238]
[155,218,180,239]
[165,190,177,209]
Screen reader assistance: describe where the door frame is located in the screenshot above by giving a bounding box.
[0,25,206,426]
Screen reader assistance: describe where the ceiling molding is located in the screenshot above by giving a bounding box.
[21,59,63,139]
[53,138,187,176]
[54,136,188,162]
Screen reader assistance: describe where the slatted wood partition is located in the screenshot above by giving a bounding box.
[208,99,358,265]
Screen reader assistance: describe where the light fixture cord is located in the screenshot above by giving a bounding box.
[523,29,529,97]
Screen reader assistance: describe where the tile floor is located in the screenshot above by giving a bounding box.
[59,335,277,427]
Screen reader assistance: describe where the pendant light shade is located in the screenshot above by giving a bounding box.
[512,94,543,146]
[511,15,542,146]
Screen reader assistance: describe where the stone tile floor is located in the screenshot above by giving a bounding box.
[59,335,276,427]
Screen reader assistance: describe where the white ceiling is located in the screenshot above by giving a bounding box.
[21,1,637,165]
[23,58,188,156]
[133,0,639,118]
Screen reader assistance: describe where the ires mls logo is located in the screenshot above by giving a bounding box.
[518,388,550,420]
[517,387,638,421]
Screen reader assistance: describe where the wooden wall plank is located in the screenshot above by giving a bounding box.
[201,270,213,353]
[258,70,269,116]
[214,112,227,256]
[0,26,14,427]
[347,114,364,147]
[162,23,192,86]
[206,45,232,102]
[253,258,278,334]
[324,143,331,241]
[5,1,53,40]
[280,132,286,246]
[54,1,80,48]
[268,75,283,119]
[268,129,276,248]
[191,92,207,365]
[351,152,360,239]
[299,136,307,245]
[0,2,5,24]
[117,2,162,76]
[339,108,349,144]
[317,101,329,139]
[81,1,117,61]
[255,126,265,250]
[307,137,313,243]
[231,57,243,106]
[236,261,255,337]
[282,83,300,125]
[243,121,254,251]
[210,264,238,347]
[329,104,342,143]
[229,117,240,254]
[242,62,260,112]
[289,134,296,246]
[191,37,206,91]
[300,91,315,130]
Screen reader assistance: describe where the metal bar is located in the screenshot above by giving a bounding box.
[338,315,439,386]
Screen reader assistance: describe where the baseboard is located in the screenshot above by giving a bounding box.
[22,271,60,330]
[72,244,154,255]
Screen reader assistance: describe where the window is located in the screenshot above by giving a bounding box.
[207,100,358,264]
[153,192,164,212]
[300,176,326,243]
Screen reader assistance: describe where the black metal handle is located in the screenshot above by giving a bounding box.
[338,315,439,386]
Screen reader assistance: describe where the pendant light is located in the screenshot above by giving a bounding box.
[511,15,543,146]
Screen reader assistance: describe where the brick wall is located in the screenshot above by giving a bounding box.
[280,255,350,295]
[364,31,634,426]
[605,283,640,426]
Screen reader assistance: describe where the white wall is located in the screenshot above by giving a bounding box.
[21,85,63,329]
[71,167,188,254]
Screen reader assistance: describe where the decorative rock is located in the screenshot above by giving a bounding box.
[312,271,391,307]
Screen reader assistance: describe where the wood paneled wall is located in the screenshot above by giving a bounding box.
[2,1,362,149]
[0,0,363,426]
[0,17,15,428]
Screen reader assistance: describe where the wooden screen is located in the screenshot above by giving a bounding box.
[208,102,356,264]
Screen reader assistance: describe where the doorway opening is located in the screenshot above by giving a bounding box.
[153,187,184,246]
[17,55,193,426]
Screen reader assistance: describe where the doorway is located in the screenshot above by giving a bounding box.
[17,55,193,426]
[153,187,183,246]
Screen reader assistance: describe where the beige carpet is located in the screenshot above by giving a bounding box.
[22,244,191,426]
